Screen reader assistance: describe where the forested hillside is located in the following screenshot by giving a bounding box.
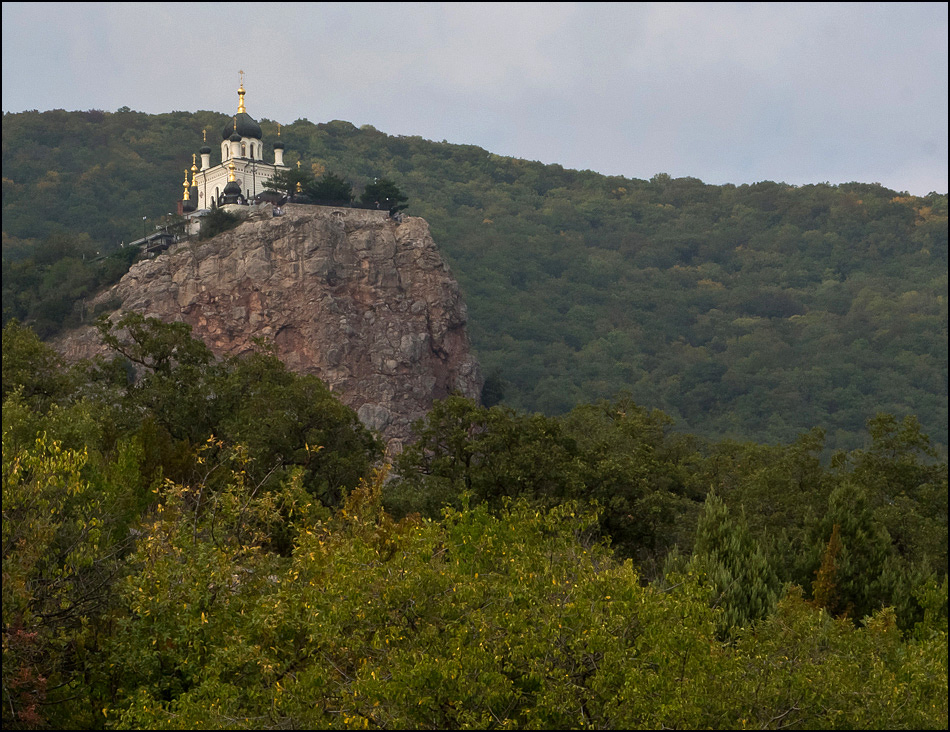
[3,318,947,729]
[2,108,947,454]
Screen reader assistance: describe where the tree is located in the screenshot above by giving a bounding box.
[263,167,314,198]
[692,429,830,589]
[732,587,948,730]
[838,414,948,575]
[390,395,703,573]
[95,312,219,444]
[107,465,948,730]
[812,522,843,613]
[1,319,76,407]
[360,178,408,213]
[306,172,352,205]
[388,395,581,520]
[809,481,894,621]
[2,414,142,729]
[95,314,382,511]
[198,207,242,240]
[560,396,700,567]
[689,490,780,635]
[213,350,382,511]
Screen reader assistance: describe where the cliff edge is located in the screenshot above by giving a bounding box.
[56,205,482,450]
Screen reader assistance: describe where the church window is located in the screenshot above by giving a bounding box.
[241,142,246,157]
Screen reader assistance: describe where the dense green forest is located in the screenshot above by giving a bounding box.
[3,317,947,729]
[2,108,948,456]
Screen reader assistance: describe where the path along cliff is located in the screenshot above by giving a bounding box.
[56,205,483,451]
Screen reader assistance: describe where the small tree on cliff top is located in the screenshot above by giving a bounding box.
[360,178,408,214]
[306,172,353,205]
[264,167,314,198]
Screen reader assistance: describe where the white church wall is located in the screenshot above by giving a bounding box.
[195,158,286,207]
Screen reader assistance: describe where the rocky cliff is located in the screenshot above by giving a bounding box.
[57,205,482,450]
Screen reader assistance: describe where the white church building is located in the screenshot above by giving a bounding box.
[180,76,288,217]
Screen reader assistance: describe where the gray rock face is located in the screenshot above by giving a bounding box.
[57,205,482,451]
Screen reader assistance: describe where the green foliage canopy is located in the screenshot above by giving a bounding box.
[1,319,947,729]
[2,109,946,454]
[360,177,408,213]
[307,171,353,204]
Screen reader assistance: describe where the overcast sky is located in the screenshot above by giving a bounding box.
[3,2,947,195]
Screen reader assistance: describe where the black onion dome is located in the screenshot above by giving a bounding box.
[229,131,241,143]
[199,145,212,154]
[224,179,242,197]
[221,112,263,141]
[273,140,285,150]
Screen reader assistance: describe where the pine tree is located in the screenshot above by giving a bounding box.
[810,482,894,621]
[690,490,780,635]
[812,523,842,614]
